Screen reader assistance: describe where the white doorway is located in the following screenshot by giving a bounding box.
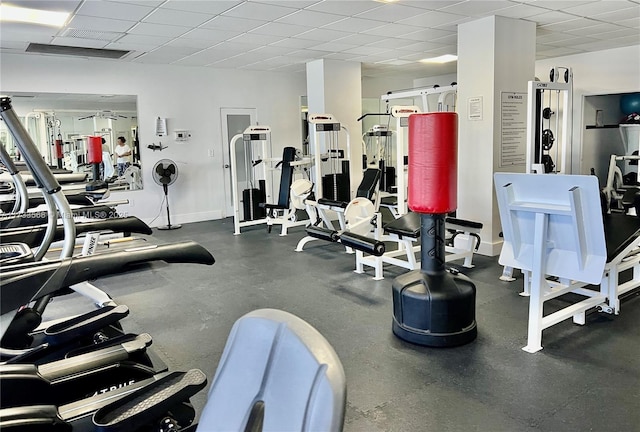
[221,108,257,218]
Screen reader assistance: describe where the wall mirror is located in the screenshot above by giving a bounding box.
[0,92,142,191]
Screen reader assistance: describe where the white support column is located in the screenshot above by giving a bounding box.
[457,16,536,256]
[306,59,363,198]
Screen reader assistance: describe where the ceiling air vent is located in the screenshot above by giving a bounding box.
[26,43,130,59]
[61,28,125,42]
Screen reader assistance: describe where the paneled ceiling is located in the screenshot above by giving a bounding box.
[1,0,639,79]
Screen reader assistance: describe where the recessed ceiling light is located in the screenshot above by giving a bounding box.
[420,54,458,64]
[0,4,69,27]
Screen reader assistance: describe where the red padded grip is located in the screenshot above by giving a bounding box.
[407,112,458,214]
[87,136,103,164]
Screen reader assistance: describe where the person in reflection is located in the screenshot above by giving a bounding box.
[115,136,132,177]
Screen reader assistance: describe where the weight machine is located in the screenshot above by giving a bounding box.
[230,125,273,235]
[525,66,573,174]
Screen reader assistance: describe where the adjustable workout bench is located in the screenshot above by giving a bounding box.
[495,173,640,353]
[353,211,483,280]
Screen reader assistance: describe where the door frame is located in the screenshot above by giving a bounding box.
[220,107,257,218]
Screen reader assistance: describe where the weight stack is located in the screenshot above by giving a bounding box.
[322,173,350,202]
[242,188,265,221]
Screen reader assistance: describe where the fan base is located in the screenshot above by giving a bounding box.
[157,224,182,230]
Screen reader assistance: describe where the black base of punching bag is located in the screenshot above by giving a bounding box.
[391,213,477,347]
[392,269,477,347]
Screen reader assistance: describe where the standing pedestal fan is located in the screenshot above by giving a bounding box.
[153,159,181,230]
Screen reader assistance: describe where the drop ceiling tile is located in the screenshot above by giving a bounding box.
[250,0,319,8]
[248,22,313,37]
[343,45,392,56]
[430,33,457,45]
[116,33,173,47]
[399,28,454,42]
[135,46,202,63]
[524,10,582,25]
[489,4,550,19]
[590,6,640,22]
[566,23,627,37]
[159,0,242,14]
[310,41,359,52]
[367,38,423,50]
[109,0,165,7]
[362,23,422,37]
[269,63,306,73]
[252,45,298,56]
[269,37,321,49]
[294,28,352,42]
[566,1,635,17]
[172,46,235,65]
[165,38,216,50]
[143,8,215,27]
[322,17,386,33]
[104,40,152,51]
[307,0,383,16]
[128,23,191,38]
[77,1,154,21]
[335,33,388,46]
[439,1,515,16]
[397,10,468,28]
[355,3,431,22]
[222,2,298,20]
[401,41,450,52]
[591,27,640,39]
[286,48,332,59]
[180,28,243,42]
[349,53,394,64]
[201,16,267,32]
[617,17,640,30]
[229,32,284,45]
[528,1,599,11]
[276,9,345,27]
[49,37,109,48]
[322,52,362,61]
[401,1,467,10]
[67,15,136,33]
[540,17,601,33]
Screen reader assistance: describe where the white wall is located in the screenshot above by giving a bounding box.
[1,53,306,227]
[535,45,640,175]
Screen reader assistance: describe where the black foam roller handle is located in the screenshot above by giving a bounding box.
[340,232,385,256]
[305,225,339,242]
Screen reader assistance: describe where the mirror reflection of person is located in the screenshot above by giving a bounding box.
[115,136,132,177]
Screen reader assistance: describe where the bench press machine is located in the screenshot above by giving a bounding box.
[495,173,640,353]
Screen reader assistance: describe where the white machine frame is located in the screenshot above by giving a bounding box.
[230,125,273,235]
[381,84,457,113]
[353,218,482,280]
[525,67,573,174]
[495,173,640,353]
[295,114,353,251]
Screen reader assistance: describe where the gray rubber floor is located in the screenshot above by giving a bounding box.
[56,218,640,431]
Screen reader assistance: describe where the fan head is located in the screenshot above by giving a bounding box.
[152,159,178,187]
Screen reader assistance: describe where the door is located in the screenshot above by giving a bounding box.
[221,108,257,218]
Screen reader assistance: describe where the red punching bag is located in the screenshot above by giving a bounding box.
[407,112,458,215]
[87,136,103,164]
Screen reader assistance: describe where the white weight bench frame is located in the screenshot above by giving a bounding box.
[354,213,482,280]
[495,173,640,353]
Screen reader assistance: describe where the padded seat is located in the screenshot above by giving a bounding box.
[197,309,346,432]
[603,213,640,263]
[384,211,420,238]
[317,198,348,208]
